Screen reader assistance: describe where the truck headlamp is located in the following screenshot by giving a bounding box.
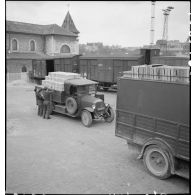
[92,104,96,109]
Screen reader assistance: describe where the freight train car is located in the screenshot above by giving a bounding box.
[32,55,80,83]
[31,48,190,88]
[79,55,144,90]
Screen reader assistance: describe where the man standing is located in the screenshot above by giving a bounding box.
[34,86,44,116]
[42,87,53,119]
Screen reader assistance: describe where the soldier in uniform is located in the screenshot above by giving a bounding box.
[34,86,44,116]
[42,87,53,119]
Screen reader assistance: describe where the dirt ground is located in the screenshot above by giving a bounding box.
[6,81,189,194]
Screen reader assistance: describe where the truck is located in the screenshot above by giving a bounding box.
[115,75,190,179]
[35,72,114,127]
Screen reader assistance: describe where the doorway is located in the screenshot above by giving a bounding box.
[46,60,54,75]
[145,49,151,65]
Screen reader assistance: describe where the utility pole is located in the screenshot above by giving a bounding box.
[150,1,156,48]
[162,6,174,54]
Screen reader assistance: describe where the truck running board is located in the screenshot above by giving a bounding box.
[175,167,189,179]
[53,104,77,117]
[53,104,66,114]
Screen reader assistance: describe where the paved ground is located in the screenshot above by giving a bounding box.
[6,81,189,194]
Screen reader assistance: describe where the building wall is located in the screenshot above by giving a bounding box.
[6,33,10,52]
[45,35,54,55]
[6,33,79,55]
[6,59,32,73]
[53,35,79,54]
[7,33,44,53]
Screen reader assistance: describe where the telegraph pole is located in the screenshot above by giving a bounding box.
[162,6,174,54]
[150,1,156,48]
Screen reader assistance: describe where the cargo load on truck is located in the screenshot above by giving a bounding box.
[122,64,190,83]
[115,66,190,179]
[42,72,82,91]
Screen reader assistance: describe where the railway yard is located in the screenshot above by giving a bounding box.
[6,81,189,194]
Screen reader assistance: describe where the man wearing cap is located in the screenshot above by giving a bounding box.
[42,87,53,119]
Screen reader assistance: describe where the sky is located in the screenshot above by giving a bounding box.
[6,1,190,47]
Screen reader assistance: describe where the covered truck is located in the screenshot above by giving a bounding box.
[115,65,190,179]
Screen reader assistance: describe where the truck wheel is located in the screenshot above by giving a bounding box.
[81,110,92,127]
[105,107,114,123]
[143,145,171,179]
[66,97,77,115]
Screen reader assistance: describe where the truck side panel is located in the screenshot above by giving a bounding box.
[116,78,190,160]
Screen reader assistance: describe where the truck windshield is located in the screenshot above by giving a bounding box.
[77,85,96,95]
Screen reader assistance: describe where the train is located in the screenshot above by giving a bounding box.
[31,48,190,88]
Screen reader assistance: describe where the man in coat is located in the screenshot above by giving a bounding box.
[34,86,44,116]
[42,87,53,119]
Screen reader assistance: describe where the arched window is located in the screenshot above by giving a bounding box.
[60,44,70,53]
[12,39,18,51]
[30,40,35,51]
[22,66,27,72]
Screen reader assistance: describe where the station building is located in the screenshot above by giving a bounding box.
[6,11,79,73]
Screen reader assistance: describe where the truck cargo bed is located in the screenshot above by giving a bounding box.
[116,77,190,161]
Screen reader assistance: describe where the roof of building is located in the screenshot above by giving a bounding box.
[6,52,79,60]
[62,11,79,34]
[6,20,78,37]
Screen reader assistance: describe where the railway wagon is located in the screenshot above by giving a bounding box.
[151,56,190,66]
[79,55,144,90]
[32,54,80,83]
[115,77,190,179]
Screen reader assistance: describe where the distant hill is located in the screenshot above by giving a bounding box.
[79,43,141,57]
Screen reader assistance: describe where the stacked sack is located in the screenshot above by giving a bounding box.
[123,65,190,83]
[42,72,81,91]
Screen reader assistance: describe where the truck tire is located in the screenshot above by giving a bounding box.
[66,97,77,115]
[143,145,171,179]
[105,107,114,123]
[81,110,92,127]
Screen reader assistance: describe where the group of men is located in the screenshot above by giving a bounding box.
[34,86,53,119]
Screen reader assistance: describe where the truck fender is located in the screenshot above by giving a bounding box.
[137,138,176,174]
[82,107,94,113]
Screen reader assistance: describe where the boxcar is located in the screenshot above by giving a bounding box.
[80,55,144,90]
[32,55,80,82]
[115,77,190,179]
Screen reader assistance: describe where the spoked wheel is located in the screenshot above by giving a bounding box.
[105,107,114,123]
[66,97,77,115]
[143,145,171,179]
[81,110,92,127]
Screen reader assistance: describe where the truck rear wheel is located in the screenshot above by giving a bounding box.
[105,107,114,123]
[81,110,92,127]
[66,97,77,115]
[143,145,171,179]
